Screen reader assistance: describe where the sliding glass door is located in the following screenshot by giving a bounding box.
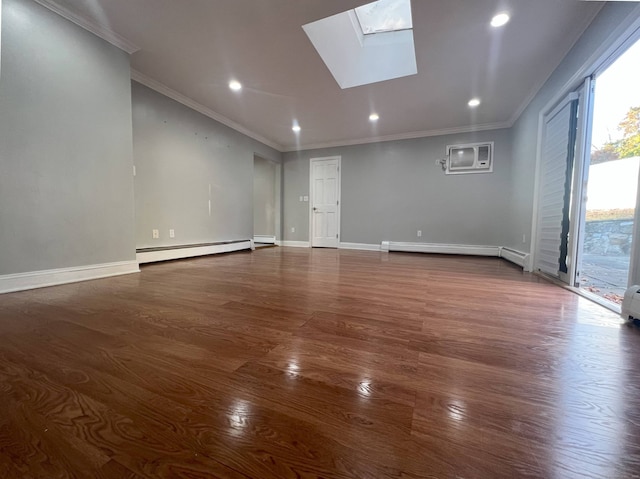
[574,38,640,306]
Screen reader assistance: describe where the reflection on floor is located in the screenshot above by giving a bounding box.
[0,248,639,478]
[580,253,629,304]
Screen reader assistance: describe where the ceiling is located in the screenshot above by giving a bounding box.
[41,0,604,151]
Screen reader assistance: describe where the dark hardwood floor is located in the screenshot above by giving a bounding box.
[0,247,639,478]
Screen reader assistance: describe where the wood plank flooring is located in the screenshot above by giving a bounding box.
[0,247,639,478]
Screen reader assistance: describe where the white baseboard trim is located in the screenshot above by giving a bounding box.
[280,241,311,248]
[339,242,381,251]
[254,235,276,244]
[137,241,252,264]
[0,260,140,295]
[499,247,531,270]
[382,241,501,257]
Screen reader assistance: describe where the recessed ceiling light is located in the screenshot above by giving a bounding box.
[468,98,481,108]
[292,125,301,133]
[229,80,242,91]
[491,13,510,28]
[369,113,379,122]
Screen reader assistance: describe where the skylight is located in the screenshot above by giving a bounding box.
[355,0,413,35]
[302,0,417,89]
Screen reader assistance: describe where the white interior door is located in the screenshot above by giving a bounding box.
[310,157,341,248]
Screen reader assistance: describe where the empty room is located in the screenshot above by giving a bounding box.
[1,0,640,477]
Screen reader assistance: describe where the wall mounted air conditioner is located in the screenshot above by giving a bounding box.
[445,142,493,175]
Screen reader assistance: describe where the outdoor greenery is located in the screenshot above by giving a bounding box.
[585,208,635,221]
[618,106,640,159]
[591,106,640,164]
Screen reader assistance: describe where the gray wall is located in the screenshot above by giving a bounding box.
[3,0,634,279]
[253,156,277,237]
[0,0,136,275]
[283,129,513,246]
[132,82,282,249]
[507,2,640,253]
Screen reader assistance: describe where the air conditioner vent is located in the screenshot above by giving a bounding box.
[445,142,493,175]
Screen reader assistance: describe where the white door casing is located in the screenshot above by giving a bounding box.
[569,77,595,287]
[310,157,341,248]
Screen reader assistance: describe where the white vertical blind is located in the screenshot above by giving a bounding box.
[535,97,577,277]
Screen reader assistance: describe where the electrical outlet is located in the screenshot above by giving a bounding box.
[291,227,296,233]
[303,196,309,202]
[152,229,159,239]
[299,196,304,202]
[169,229,175,238]
[417,230,422,237]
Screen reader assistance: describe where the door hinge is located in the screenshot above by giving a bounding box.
[337,200,339,205]
[336,234,338,238]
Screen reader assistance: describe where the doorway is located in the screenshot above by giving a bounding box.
[576,38,640,306]
[309,156,341,248]
[253,155,279,247]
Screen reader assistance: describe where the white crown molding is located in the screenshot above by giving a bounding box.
[288,1,603,156]
[283,121,512,152]
[0,260,140,294]
[133,68,512,154]
[30,0,611,154]
[131,70,284,152]
[507,3,605,127]
[32,0,140,54]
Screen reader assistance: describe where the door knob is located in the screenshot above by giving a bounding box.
[313,207,317,211]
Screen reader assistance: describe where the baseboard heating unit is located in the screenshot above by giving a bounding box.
[499,247,530,269]
[380,242,530,270]
[136,240,252,264]
[381,241,500,257]
[253,235,276,244]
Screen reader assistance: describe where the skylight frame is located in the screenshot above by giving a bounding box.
[354,0,413,36]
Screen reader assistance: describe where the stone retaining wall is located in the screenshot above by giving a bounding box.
[584,219,634,255]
